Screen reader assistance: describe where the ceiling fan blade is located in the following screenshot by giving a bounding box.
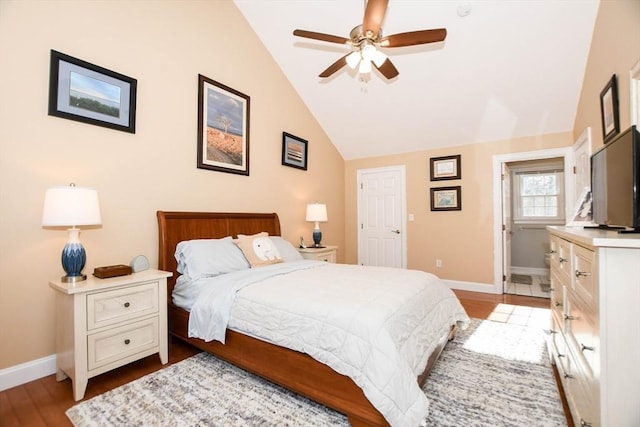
[380,28,447,48]
[293,29,350,45]
[319,53,350,78]
[374,58,399,79]
[362,0,388,39]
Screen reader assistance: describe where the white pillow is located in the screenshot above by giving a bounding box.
[175,237,250,279]
[270,236,304,262]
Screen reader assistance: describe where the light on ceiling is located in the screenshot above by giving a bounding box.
[346,51,361,69]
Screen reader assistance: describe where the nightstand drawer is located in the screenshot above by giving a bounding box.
[87,317,159,370]
[87,282,159,330]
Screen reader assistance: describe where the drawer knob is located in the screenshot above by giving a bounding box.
[124,339,131,345]
[558,257,567,263]
[563,373,574,379]
[575,270,591,277]
[564,314,575,321]
[554,301,562,307]
[580,419,593,427]
[580,343,595,352]
[544,329,558,335]
[124,302,131,308]
[557,353,565,358]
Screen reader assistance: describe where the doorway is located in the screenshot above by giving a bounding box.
[356,166,407,268]
[492,147,575,295]
[503,158,565,298]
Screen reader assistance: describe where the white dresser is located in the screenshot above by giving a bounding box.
[49,269,172,400]
[547,226,640,427]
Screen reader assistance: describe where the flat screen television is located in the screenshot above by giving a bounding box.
[591,125,640,232]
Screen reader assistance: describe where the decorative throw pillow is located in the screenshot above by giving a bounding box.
[175,237,250,279]
[234,232,283,268]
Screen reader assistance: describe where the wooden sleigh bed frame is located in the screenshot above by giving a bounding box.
[157,211,454,427]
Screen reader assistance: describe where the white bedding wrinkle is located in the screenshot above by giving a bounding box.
[179,262,469,427]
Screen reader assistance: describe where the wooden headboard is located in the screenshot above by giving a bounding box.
[156,211,281,291]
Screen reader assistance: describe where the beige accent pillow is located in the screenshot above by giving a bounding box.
[234,232,283,268]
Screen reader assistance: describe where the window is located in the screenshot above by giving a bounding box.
[512,168,564,223]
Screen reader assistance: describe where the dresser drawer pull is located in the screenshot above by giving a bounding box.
[580,343,595,352]
[564,314,575,321]
[554,301,562,307]
[543,329,558,335]
[558,257,567,263]
[549,249,557,254]
[580,419,593,427]
[563,372,574,379]
[124,302,131,308]
[575,270,591,278]
[124,339,131,345]
[557,353,565,358]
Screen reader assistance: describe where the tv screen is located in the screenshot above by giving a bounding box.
[591,125,640,230]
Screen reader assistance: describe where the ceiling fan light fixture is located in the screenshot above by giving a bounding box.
[358,59,372,74]
[346,50,361,69]
[371,49,387,67]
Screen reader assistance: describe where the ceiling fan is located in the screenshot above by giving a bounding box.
[293,0,447,80]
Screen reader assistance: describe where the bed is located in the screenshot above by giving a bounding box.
[157,211,468,427]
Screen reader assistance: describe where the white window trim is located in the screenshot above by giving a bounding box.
[511,167,565,224]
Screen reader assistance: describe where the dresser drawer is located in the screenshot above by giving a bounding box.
[87,282,159,330]
[549,314,570,375]
[572,244,596,309]
[549,271,565,330]
[87,317,159,371]
[567,292,598,377]
[553,237,573,285]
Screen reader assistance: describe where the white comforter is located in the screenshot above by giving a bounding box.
[175,261,469,427]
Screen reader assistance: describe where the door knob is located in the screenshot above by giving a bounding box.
[391,230,400,234]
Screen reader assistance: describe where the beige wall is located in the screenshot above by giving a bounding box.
[345,132,572,285]
[0,1,345,369]
[574,0,640,149]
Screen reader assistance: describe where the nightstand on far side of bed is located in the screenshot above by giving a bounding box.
[49,269,172,401]
[297,245,338,263]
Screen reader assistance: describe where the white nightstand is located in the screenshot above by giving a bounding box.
[49,269,172,401]
[297,245,338,263]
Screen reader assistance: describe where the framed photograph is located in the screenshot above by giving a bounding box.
[430,155,461,181]
[566,187,596,227]
[197,74,250,175]
[430,186,462,211]
[600,74,620,143]
[281,132,308,170]
[48,50,136,133]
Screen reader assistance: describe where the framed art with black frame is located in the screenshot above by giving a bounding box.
[430,186,462,211]
[600,74,620,143]
[197,74,250,175]
[48,50,137,133]
[281,132,308,170]
[430,154,461,181]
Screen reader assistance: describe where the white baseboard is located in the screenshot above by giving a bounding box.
[443,279,501,294]
[0,354,57,392]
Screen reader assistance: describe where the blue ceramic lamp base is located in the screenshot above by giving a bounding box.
[61,229,87,283]
[312,229,324,248]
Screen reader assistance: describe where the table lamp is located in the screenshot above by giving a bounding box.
[305,203,328,248]
[42,183,102,282]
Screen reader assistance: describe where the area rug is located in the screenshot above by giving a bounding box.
[511,273,533,285]
[66,319,566,427]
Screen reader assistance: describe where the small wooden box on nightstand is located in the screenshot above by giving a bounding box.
[49,269,172,401]
[297,245,338,263]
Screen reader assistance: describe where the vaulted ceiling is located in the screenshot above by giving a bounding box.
[234,0,599,160]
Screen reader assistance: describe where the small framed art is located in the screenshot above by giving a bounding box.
[430,155,461,181]
[48,50,137,133]
[600,74,620,143]
[282,132,308,170]
[430,186,462,211]
[197,74,250,175]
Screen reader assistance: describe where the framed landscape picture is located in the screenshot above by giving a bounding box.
[600,74,620,143]
[197,74,250,175]
[281,132,308,170]
[48,50,137,133]
[430,186,462,211]
[430,155,461,181]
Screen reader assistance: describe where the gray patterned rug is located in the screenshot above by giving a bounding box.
[67,319,566,426]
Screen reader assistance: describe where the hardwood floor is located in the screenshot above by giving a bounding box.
[1,291,555,427]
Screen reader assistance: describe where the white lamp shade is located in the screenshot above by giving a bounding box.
[42,185,102,227]
[305,203,328,222]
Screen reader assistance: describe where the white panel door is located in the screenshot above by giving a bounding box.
[502,162,512,293]
[357,167,405,268]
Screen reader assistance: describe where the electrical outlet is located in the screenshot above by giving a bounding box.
[436,259,442,268]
